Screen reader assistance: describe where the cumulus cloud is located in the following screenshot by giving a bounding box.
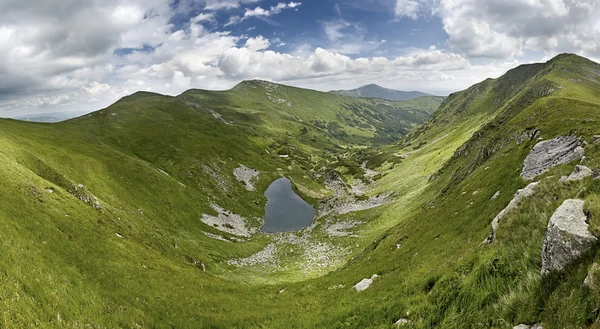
[204,0,261,11]
[245,35,271,51]
[395,0,423,19]
[401,0,600,59]
[2,0,598,118]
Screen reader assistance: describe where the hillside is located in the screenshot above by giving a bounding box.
[0,54,600,328]
[330,83,436,101]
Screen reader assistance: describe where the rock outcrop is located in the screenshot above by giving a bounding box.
[483,182,538,244]
[541,199,597,275]
[354,274,379,292]
[521,136,584,180]
[559,165,593,182]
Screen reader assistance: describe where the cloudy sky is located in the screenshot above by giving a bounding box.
[1,0,599,117]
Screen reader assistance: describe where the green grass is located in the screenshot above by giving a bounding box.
[0,54,600,328]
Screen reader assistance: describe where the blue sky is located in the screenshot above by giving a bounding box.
[0,0,599,116]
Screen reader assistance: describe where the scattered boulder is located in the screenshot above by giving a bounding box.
[395,318,412,326]
[513,324,544,329]
[559,165,593,182]
[521,136,584,180]
[592,135,600,145]
[483,182,538,244]
[541,199,597,275]
[584,263,600,289]
[491,191,500,200]
[354,274,379,292]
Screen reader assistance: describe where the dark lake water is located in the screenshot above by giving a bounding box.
[261,178,316,233]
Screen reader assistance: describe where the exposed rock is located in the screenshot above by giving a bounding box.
[516,128,540,145]
[227,243,278,267]
[68,183,102,212]
[513,324,544,329]
[324,171,348,198]
[354,274,379,292]
[591,135,600,145]
[559,165,593,182]
[324,220,362,237]
[233,165,260,191]
[200,203,257,237]
[395,318,412,326]
[491,191,500,200]
[584,263,600,289]
[541,199,597,275]
[202,231,231,242]
[593,169,600,180]
[319,193,391,217]
[521,136,584,180]
[484,182,539,243]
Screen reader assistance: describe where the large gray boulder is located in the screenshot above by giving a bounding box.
[521,136,584,180]
[541,199,597,275]
[483,182,538,244]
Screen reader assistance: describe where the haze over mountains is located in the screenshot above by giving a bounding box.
[330,84,434,101]
[1,53,600,328]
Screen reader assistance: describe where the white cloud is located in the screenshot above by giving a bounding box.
[204,0,261,11]
[245,35,271,51]
[2,0,599,118]
[243,2,302,19]
[395,0,422,19]
[83,82,111,94]
[438,0,600,59]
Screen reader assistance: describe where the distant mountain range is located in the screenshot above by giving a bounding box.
[329,84,434,101]
[14,111,86,123]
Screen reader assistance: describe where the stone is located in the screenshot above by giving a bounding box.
[491,191,500,200]
[483,182,538,244]
[395,318,412,326]
[559,165,593,182]
[354,274,379,292]
[513,324,544,329]
[521,136,584,180]
[583,263,600,289]
[541,199,597,275]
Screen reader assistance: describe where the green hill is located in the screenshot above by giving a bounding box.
[1,54,600,328]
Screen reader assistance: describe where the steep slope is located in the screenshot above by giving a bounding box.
[330,53,600,328]
[330,83,436,101]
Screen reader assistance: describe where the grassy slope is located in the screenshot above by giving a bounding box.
[298,53,600,328]
[0,82,439,328]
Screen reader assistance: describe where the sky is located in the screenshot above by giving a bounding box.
[0,0,599,117]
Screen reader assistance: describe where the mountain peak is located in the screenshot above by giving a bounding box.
[330,84,432,101]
